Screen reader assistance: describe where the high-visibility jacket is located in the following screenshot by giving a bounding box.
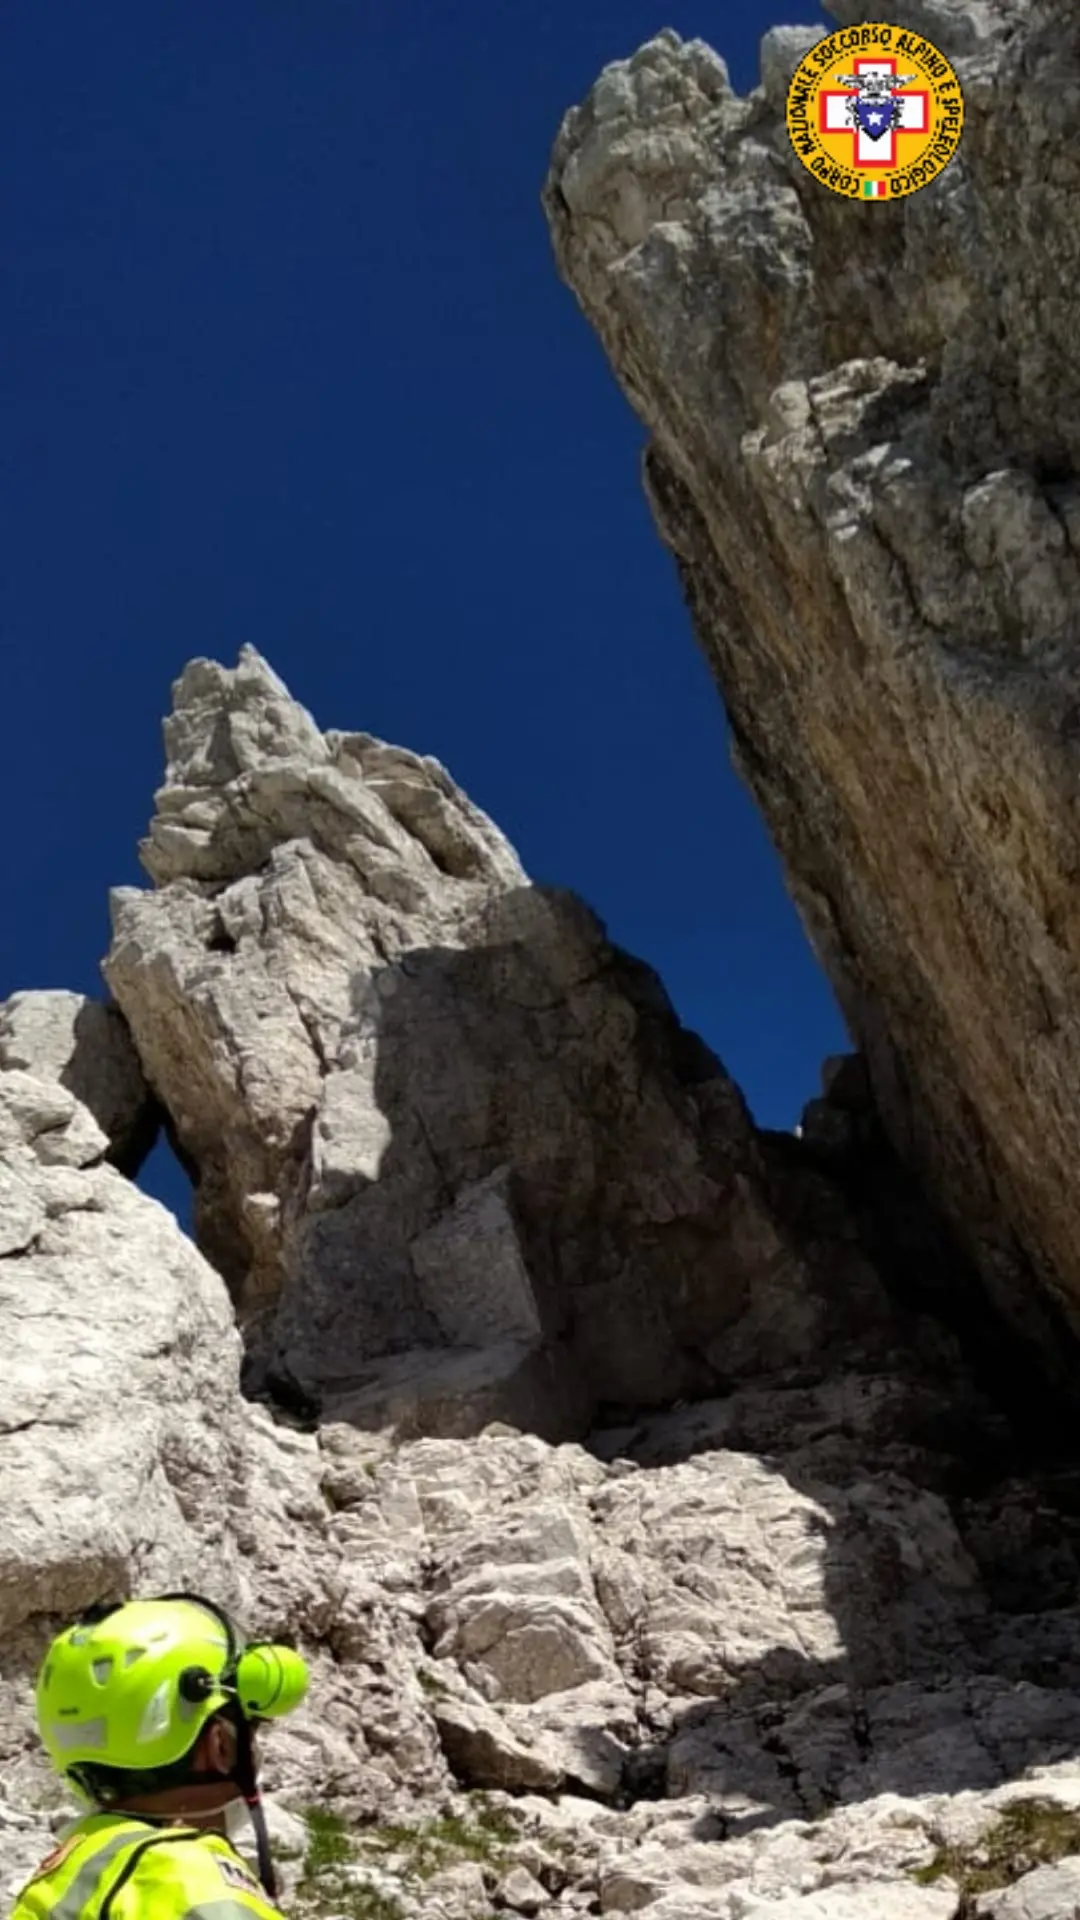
[9,1812,283,1920]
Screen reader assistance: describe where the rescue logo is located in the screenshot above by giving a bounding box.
[217,1855,261,1894]
[785,23,964,201]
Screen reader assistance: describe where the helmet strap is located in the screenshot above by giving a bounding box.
[179,1705,276,1899]
[232,1715,277,1900]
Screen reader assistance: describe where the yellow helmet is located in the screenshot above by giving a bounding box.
[37,1592,308,1803]
[36,1593,310,1900]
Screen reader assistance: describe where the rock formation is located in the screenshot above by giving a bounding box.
[9,4,1080,1920]
[0,990,159,1175]
[100,644,962,1439]
[543,0,1080,1388]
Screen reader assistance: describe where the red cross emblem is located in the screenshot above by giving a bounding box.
[819,58,929,169]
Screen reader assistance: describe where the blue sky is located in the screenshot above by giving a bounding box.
[2,0,841,1221]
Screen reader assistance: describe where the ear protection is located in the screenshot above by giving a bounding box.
[155,1590,309,1720]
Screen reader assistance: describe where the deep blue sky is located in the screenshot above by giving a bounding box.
[2,0,842,1221]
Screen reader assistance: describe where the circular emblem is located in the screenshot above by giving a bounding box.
[785,23,964,201]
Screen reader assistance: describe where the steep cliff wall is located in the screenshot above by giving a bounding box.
[544,0,1080,1379]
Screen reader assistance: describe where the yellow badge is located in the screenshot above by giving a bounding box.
[786,23,964,201]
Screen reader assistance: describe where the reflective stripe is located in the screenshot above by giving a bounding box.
[178,1904,276,1920]
[52,1826,160,1920]
[46,1717,107,1752]
[98,1831,207,1920]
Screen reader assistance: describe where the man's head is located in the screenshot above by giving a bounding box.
[107,1703,255,1829]
[35,1594,308,1851]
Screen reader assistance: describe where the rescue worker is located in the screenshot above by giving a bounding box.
[9,1593,309,1920]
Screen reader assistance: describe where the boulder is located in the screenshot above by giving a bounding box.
[979,1860,1080,1920]
[432,1697,567,1793]
[498,1865,548,1913]
[0,991,158,1174]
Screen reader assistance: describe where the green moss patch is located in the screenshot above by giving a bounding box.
[292,1796,517,1917]
[300,1806,354,1877]
[359,1803,518,1881]
[913,1797,1080,1898]
[296,1806,405,1920]
[416,1666,452,1699]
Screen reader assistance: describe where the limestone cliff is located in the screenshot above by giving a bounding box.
[544,0,1080,1382]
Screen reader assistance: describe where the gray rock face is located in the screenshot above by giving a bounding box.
[821,0,1020,54]
[0,1063,340,1647]
[0,1068,240,1639]
[980,1859,1080,1920]
[0,991,159,1174]
[542,0,1080,1384]
[0,1058,445,1890]
[103,646,924,1431]
[6,1079,1080,1920]
[279,1417,1080,1917]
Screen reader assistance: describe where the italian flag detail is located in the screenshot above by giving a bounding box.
[862,179,888,198]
